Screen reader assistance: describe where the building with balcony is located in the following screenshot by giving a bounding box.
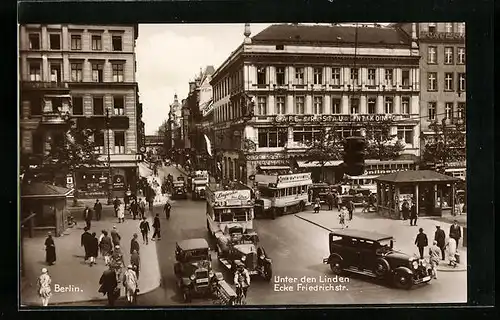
[210,23,421,185]
[19,24,140,199]
[395,22,466,179]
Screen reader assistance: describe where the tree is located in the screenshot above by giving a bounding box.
[305,127,344,182]
[364,120,405,160]
[422,119,466,171]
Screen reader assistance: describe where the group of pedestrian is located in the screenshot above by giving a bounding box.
[113,197,148,223]
[401,200,418,226]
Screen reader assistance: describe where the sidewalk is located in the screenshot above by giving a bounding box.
[21,206,161,306]
[295,209,467,272]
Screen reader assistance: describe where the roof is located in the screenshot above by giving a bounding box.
[177,238,209,250]
[21,182,72,198]
[331,229,393,242]
[374,170,461,183]
[252,24,411,46]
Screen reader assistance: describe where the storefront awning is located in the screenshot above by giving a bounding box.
[21,182,73,198]
[258,165,290,170]
[374,170,461,183]
[296,160,343,168]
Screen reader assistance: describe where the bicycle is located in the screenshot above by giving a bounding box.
[234,284,247,305]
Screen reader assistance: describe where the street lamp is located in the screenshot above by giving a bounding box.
[105,109,113,205]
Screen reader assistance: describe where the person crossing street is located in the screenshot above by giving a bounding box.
[139,217,150,245]
[152,214,161,241]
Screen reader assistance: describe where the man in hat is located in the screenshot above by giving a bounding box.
[414,228,428,260]
[428,240,441,279]
[94,199,102,221]
[110,226,121,247]
[449,220,462,248]
[139,217,150,245]
[130,249,140,279]
[44,232,56,266]
[83,206,93,229]
[434,225,447,260]
[99,265,118,306]
[130,233,140,255]
[233,261,250,302]
[81,227,92,263]
[152,214,161,241]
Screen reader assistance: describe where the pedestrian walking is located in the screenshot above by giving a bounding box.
[81,227,92,263]
[110,226,121,247]
[130,199,139,220]
[113,197,120,218]
[401,200,410,220]
[99,266,118,306]
[326,191,334,211]
[428,240,441,279]
[347,200,355,220]
[94,199,102,221]
[110,245,125,284]
[130,233,140,254]
[410,203,418,226]
[434,226,447,260]
[339,206,348,229]
[130,249,140,279]
[164,201,171,220]
[117,202,125,223]
[148,196,154,212]
[44,232,56,266]
[88,232,99,266]
[414,228,428,259]
[361,198,369,213]
[37,268,52,306]
[449,220,462,248]
[99,230,113,265]
[83,206,93,229]
[152,213,161,241]
[139,217,150,244]
[446,237,458,268]
[139,198,146,219]
[122,265,139,305]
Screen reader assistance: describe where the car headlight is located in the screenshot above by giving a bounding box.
[412,261,418,269]
[190,274,196,280]
[241,256,246,262]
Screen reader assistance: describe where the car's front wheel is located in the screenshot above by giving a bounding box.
[393,270,413,289]
[374,258,390,278]
[329,257,343,274]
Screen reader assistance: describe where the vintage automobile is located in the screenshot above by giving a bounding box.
[171,181,187,199]
[323,229,433,289]
[308,182,337,204]
[215,224,272,281]
[174,238,223,302]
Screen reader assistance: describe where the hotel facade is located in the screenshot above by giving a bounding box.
[210,24,421,185]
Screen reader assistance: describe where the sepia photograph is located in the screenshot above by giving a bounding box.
[19,21,468,307]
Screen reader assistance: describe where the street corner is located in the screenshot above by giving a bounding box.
[436,262,467,272]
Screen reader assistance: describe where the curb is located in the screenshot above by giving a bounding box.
[295,214,467,273]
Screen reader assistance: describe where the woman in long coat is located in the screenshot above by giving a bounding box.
[37,268,52,306]
[447,237,457,267]
[117,203,125,223]
[88,232,99,266]
[122,265,138,304]
[44,232,56,265]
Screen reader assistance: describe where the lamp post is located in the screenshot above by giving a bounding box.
[106,109,113,205]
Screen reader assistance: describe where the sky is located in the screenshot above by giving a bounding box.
[136,23,271,135]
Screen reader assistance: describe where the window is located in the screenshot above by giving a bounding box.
[458,23,465,35]
[112,36,123,51]
[30,97,42,116]
[276,67,285,85]
[94,131,105,154]
[72,96,83,115]
[336,127,361,138]
[112,63,124,82]
[29,62,41,81]
[401,97,410,114]
[275,44,284,50]
[428,23,436,33]
[367,69,376,85]
[444,73,454,91]
[397,126,414,145]
[71,35,82,50]
[29,33,40,50]
[444,47,454,64]
[50,63,61,82]
[49,34,61,50]
[445,102,454,120]
[385,69,393,84]
[332,98,341,114]
[91,35,102,50]
[295,96,304,114]
[295,67,305,85]
[113,96,124,115]
[313,96,323,114]
[93,97,104,115]
[276,96,286,114]
[350,68,359,85]
[445,23,453,33]
[457,48,465,64]
[350,98,359,114]
[257,66,266,85]
[368,98,376,114]
[70,62,83,82]
[458,73,466,91]
[257,96,267,115]
[457,103,465,119]
[428,102,436,120]
[331,68,341,85]
[384,97,393,114]
[92,63,104,82]
[313,68,323,85]
[428,72,437,91]
[114,132,125,154]
[258,128,287,148]
[51,98,62,113]
[402,69,410,87]
[428,46,437,64]
[293,126,323,144]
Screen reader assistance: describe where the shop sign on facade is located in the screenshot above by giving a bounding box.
[277,173,311,183]
[274,114,410,124]
[112,175,126,191]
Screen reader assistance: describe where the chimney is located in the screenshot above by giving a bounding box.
[411,23,418,49]
[243,23,251,44]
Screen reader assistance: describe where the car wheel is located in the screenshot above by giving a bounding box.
[374,259,390,278]
[393,270,413,289]
[183,288,192,302]
[329,257,343,274]
[264,264,273,281]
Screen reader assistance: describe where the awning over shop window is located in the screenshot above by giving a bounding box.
[258,165,290,170]
[296,160,343,168]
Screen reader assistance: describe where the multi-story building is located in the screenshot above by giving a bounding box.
[19,24,140,199]
[210,23,421,185]
[396,22,466,180]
